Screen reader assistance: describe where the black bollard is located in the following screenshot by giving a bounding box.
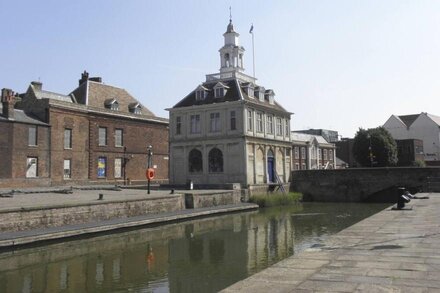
[396,187,410,209]
[98,193,104,200]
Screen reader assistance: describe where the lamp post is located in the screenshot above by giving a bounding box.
[367,134,374,167]
[147,145,153,194]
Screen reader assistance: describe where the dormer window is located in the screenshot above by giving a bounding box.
[254,87,265,102]
[265,89,275,105]
[195,85,208,101]
[242,83,254,98]
[104,98,119,111]
[214,82,229,98]
[128,102,142,114]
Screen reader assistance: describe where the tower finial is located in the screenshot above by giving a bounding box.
[229,6,232,22]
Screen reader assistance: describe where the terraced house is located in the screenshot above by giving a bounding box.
[1,72,169,188]
[168,19,292,186]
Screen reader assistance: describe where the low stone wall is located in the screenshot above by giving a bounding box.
[0,195,184,232]
[185,190,241,209]
[248,184,290,197]
[291,167,440,202]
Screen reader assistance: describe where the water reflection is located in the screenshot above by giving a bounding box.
[0,202,388,293]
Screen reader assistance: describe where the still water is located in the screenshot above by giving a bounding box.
[0,202,389,293]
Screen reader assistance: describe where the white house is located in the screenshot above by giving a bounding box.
[291,132,336,170]
[383,112,440,163]
[167,18,292,186]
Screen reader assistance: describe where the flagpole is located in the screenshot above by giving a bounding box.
[250,24,255,80]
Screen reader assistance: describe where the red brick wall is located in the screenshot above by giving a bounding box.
[49,107,90,184]
[88,115,169,183]
[0,121,13,178]
[11,123,50,178]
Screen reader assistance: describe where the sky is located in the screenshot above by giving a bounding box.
[1,0,440,138]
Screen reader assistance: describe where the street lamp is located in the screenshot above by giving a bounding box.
[147,145,153,194]
[367,134,374,167]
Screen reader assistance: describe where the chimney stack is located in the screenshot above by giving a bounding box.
[79,70,89,86]
[31,81,43,91]
[1,88,15,119]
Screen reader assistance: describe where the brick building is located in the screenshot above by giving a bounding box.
[396,139,424,166]
[1,72,169,188]
[291,132,336,170]
[0,89,51,187]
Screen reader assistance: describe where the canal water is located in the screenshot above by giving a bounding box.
[0,202,389,293]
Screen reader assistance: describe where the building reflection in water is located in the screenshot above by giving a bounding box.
[0,203,387,293]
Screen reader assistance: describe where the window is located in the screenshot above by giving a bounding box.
[295,163,299,170]
[64,129,72,149]
[97,157,106,177]
[196,90,205,100]
[329,150,333,160]
[286,148,291,156]
[209,112,221,132]
[256,112,263,133]
[26,157,38,178]
[111,102,119,111]
[134,107,141,114]
[285,121,289,136]
[28,126,37,146]
[115,129,123,147]
[294,147,299,159]
[63,159,71,179]
[209,148,223,172]
[215,87,224,98]
[230,111,236,130]
[318,149,322,160]
[98,127,107,146]
[302,163,306,170]
[247,110,253,131]
[189,149,203,172]
[301,147,306,158]
[115,158,122,178]
[176,116,182,135]
[266,115,273,134]
[276,118,283,136]
[190,115,201,134]
[323,149,328,160]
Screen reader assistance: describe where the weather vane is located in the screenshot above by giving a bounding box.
[229,6,232,21]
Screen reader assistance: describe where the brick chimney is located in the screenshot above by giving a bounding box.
[1,88,15,119]
[79,70,89,86]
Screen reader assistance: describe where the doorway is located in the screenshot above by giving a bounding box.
[267,149,275,183]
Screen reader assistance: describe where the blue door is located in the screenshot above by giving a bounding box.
[267,149,275,183]
[267,157,275,182]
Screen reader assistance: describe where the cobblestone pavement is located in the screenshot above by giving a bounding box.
[223,193,440,292]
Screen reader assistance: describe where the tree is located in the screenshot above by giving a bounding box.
[352,127,398,167]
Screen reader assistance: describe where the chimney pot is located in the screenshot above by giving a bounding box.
[1,88,15,119]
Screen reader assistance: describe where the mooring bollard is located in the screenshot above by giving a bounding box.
[396,187,410,209]
[98,193,104,200]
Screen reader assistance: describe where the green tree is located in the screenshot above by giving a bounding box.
[352,127,398,167]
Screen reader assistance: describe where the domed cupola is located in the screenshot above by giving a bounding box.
[219,18,245,73]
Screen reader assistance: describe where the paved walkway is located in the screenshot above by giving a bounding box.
[0,187,230,212]
[223,193,440,292]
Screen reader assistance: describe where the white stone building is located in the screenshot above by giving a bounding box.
[383,112,440,163]
[291,132,336,170]
[167,19,292,186]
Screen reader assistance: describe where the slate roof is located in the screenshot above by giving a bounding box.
[70,81,155,116]
[173,78,289,113]
[397,114,419,128]
[0,105,48,126]
[32,85,74,103]
[291,132,333,146]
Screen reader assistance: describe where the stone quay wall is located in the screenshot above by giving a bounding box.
[0,195,184,232]
[291,167,440,202]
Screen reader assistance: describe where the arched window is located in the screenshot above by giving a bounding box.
[188,149,203,172]
[225,53,230,67]
[208,148,223,172]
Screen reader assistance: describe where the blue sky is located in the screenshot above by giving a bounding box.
[1,0,440,137]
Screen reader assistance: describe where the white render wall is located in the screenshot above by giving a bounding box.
[384,113,440,161]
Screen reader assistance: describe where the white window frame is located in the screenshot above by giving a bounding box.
[256,112,263,133]
[63,159,71,179]
[209,112,221,132]
[64,128,72,149]
[98,127,107,146]
[190,114,201,134]
[28,126,37,146]
[115,129,123,147]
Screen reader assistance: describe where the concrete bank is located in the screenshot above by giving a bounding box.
[223,193,440,292]
[0,203,258,248]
